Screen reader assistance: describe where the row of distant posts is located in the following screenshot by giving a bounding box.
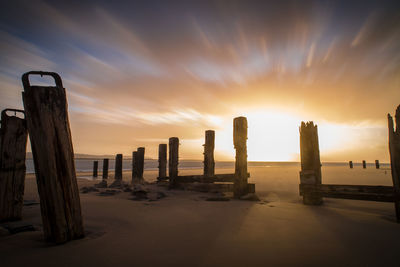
[348,160,380,169]
[92,148,145,187]
[91,118,253,197]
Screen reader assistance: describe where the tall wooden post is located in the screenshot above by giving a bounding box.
[375,160,380,169]
[169,137,179,188]
[349,161,353,169]
[132,151,138,182]
[93,161,98,177]
[388,105,400,222]
[22,71,84,243]
[299,121,323,205]
[0,109,28,222]
[137,147,145,180]
[158,144,167,180]
[102,158,109,180]
[115,154,123,180]
[203,130,215,178]
[233,117,248,198]
[362,160,366,169]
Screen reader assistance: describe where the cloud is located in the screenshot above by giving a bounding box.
[0,0,399,159]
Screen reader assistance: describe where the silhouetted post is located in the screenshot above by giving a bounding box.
[22,71,84,243]
[132,151,138,182]
[0,109,28,222]
[375,160,380,169]
[93,161,98,177]
[169,137,179,188]
[233,117,248,198]
[203,130,215,179]
[388,105,400,222]
[158,144,167,180]
[137,147,145,180]
[349,161,353,169]
[362,160,366,169]
[102,158,109,180]
[299,121,323,205]
[115,154,123,180]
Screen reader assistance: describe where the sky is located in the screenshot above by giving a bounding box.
[0,0,399,162]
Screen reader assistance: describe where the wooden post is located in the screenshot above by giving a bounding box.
[375,160,380,169]
[169,137,179,188]
[362,160,366,169]
[158,144,167,180]
[92,161,98,177]
[349,161,353,169]
[0,109,28,222]
[137,147,145,180]
[22,71,84,243]
[299,121,323,205]
[102,158,109,180]
[203,130,215,178]
[115,154,123,180]
[233,117,248,198]
[132,151,138,182]
[388,105,400,222]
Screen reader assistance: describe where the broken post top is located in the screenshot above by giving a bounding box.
[233,117,248,148]
[300,121,317,132]
[299,120,321,174]
[22,71,63,90]
[388,104,400,134]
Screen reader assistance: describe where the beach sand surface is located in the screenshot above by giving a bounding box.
[1,165,400,267]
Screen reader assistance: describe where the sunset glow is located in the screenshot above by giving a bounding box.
[1,0,399,162]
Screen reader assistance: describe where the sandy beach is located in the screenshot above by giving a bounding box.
[1,165,400,267]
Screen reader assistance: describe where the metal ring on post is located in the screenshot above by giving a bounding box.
[22,71,63,90]
[1,109,25,120]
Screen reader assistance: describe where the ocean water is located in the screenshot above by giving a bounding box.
[25,159,390,174]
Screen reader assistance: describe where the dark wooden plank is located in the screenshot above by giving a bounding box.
[22,71,84,243]
[299,184,395,202]
[0,109,28,222]
[174,173,250,183]
[388,105,400,221]
[183,183,255,193]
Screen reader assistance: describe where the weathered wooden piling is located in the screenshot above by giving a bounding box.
[137,147,145,180]
[158,144,167,180]
[299,121,323,205]
[22,71,84,243]
[93,161,98,177]
[375,160,380,169]
[169,137,179,188]
[233,117,248,198]
[203,130,215,178]
[115,154,123,180]
[349,161,353,169]
[388,105,400,222]
[132,151,138,182]
[0,109,28,222]
[102,158,109,180]
[362,160,366,169]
